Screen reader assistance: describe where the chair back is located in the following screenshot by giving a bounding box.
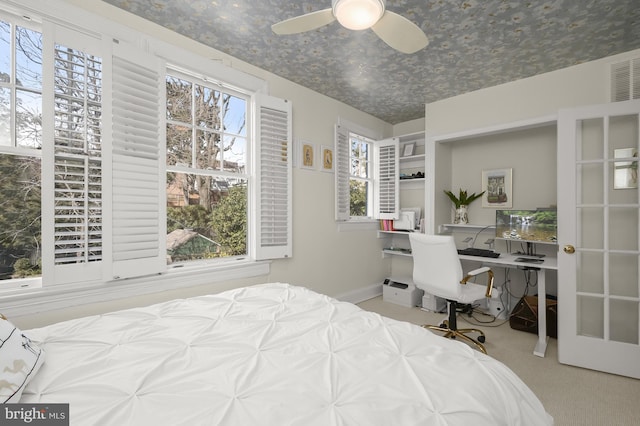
[409,233,463,300]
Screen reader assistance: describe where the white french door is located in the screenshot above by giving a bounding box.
[557,99,640,378]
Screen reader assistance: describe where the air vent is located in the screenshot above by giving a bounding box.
[610,58,640,102]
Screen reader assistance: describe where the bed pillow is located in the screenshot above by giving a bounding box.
[0,314,45,403]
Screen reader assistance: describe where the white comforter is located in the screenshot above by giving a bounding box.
[22,283,552,425]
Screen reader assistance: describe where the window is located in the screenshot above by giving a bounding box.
[0,16,43,284]
[165,72,249,263]
[335,124,398,223]
[0,2,291,303]
[348,132,373,218]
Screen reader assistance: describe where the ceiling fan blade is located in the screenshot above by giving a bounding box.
[271,8,336,35]
[371,11,428,54]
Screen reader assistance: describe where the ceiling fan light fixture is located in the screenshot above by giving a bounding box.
[333,0,385,31]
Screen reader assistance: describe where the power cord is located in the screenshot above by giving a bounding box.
[455,303,509,327]
[470,224,495,248]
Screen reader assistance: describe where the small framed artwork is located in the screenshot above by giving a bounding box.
[320,145,334,173]
[402,142,415,157]
[482,168,513,208]
[300,141,316,170]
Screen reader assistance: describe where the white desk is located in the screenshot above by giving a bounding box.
[458,253,558,357]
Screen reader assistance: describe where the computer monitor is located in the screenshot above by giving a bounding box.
[495,209,557,247]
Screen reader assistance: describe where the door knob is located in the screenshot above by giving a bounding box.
[563,245,575,254]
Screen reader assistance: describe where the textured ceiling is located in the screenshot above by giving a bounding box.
[102,0,640,124]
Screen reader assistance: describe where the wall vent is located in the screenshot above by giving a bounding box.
[610,58,640,102]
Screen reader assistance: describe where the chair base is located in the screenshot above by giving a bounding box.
[423,319,488,354]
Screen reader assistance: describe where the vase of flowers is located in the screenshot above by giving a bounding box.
[444,189,485,224]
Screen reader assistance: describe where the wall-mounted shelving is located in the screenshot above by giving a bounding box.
[399,132,425,188]
[377,230,416,258]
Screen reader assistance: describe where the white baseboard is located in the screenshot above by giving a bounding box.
[336,283,383,304]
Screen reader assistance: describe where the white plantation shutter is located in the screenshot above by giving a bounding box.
[254,94,292,260]
[335,124,350,221]
[374,137,399,220]
[43,27,166,285]
[44,25,104,284]
[109,43,165,279]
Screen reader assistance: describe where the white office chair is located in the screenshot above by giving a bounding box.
[409,233,495,354]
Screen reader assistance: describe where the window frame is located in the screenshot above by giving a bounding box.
[347,131,375,220]
[164,68,252,265]
[0,11,44,290]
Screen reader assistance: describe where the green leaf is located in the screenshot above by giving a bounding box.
[443,188,485,208]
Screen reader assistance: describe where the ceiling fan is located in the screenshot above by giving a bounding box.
[271,0,429,54]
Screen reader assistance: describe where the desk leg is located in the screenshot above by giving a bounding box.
[533,269,549,357]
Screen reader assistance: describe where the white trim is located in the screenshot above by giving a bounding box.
[336,282,382,304]
[0,260,270,318]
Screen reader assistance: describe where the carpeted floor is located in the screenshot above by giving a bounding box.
[357,296,640,426]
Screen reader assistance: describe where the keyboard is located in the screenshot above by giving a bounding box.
[457,247,500,258]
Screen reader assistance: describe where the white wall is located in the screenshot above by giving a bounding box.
[9,0,396,329]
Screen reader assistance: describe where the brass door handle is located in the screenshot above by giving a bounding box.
[564,245,575,254]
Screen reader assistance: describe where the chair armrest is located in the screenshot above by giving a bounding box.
[460,267,495,298]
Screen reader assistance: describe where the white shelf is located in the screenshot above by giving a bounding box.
[381,131,425,260]
[377,230,417,237]
[382,248,412,258]
[438,223,495,234]
[400,153,425,163]
[400,178,425,189]
[400,152,425,184]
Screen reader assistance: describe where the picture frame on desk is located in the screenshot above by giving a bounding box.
[482,168,512,208]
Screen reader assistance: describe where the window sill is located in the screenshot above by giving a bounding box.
[0,259,270,319]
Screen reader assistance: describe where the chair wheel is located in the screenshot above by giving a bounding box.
[477,335,486,343]
[439,323,447,328]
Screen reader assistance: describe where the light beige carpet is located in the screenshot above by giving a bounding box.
[357,296,640,426]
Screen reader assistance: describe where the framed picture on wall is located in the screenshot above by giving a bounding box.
[299,141,316,170]
[320,145,334,173]
[482,168,513,208]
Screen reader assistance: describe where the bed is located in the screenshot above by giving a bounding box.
[6,283,552,425]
